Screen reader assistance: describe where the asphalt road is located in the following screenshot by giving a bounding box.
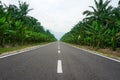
[0,42,120,80]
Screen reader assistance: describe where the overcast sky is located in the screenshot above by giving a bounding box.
[2,0,119,39]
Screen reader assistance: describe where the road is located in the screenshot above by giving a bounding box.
[0,42,120,80]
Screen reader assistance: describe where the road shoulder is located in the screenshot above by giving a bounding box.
[62,42,120,63]
[0,43,52,58]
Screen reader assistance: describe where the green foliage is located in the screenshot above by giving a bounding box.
[0,1,56,47]
[61,0,120,51]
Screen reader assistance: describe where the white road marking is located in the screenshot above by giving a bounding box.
[63,42,120,63]
[0,52,22,59]
[57,60,63,73]
[58,50,61,54]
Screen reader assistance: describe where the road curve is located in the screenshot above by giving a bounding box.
[0,42,120,80]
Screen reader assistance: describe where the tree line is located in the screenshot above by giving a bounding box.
[0,1,56,47]
[61,0,120,51]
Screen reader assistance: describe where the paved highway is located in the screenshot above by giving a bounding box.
[0,42,120,80]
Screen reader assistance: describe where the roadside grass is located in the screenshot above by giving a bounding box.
[69,43,120,60]
[0,42,49,54]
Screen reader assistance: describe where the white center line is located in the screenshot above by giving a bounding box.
[58,50,61,54]
[57,60,63,73]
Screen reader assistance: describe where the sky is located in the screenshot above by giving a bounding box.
[2,0,119,39]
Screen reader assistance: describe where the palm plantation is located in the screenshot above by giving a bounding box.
[0,1,56,48]
[61,0,120,51]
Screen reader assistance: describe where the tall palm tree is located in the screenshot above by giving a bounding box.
[83,0,112,25]
[118,0,120,6]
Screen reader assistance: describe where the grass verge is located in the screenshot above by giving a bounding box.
[0,42,49,54]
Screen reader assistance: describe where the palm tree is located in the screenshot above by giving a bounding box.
[61,0,120,51]
[83,0,112,25]
[118,0,120,6]
[0,1,9,47]
[0,0,56,47]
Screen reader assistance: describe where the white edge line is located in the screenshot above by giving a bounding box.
[57,60,63,73]
[0,43,52,59]
[62,42,120,63]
